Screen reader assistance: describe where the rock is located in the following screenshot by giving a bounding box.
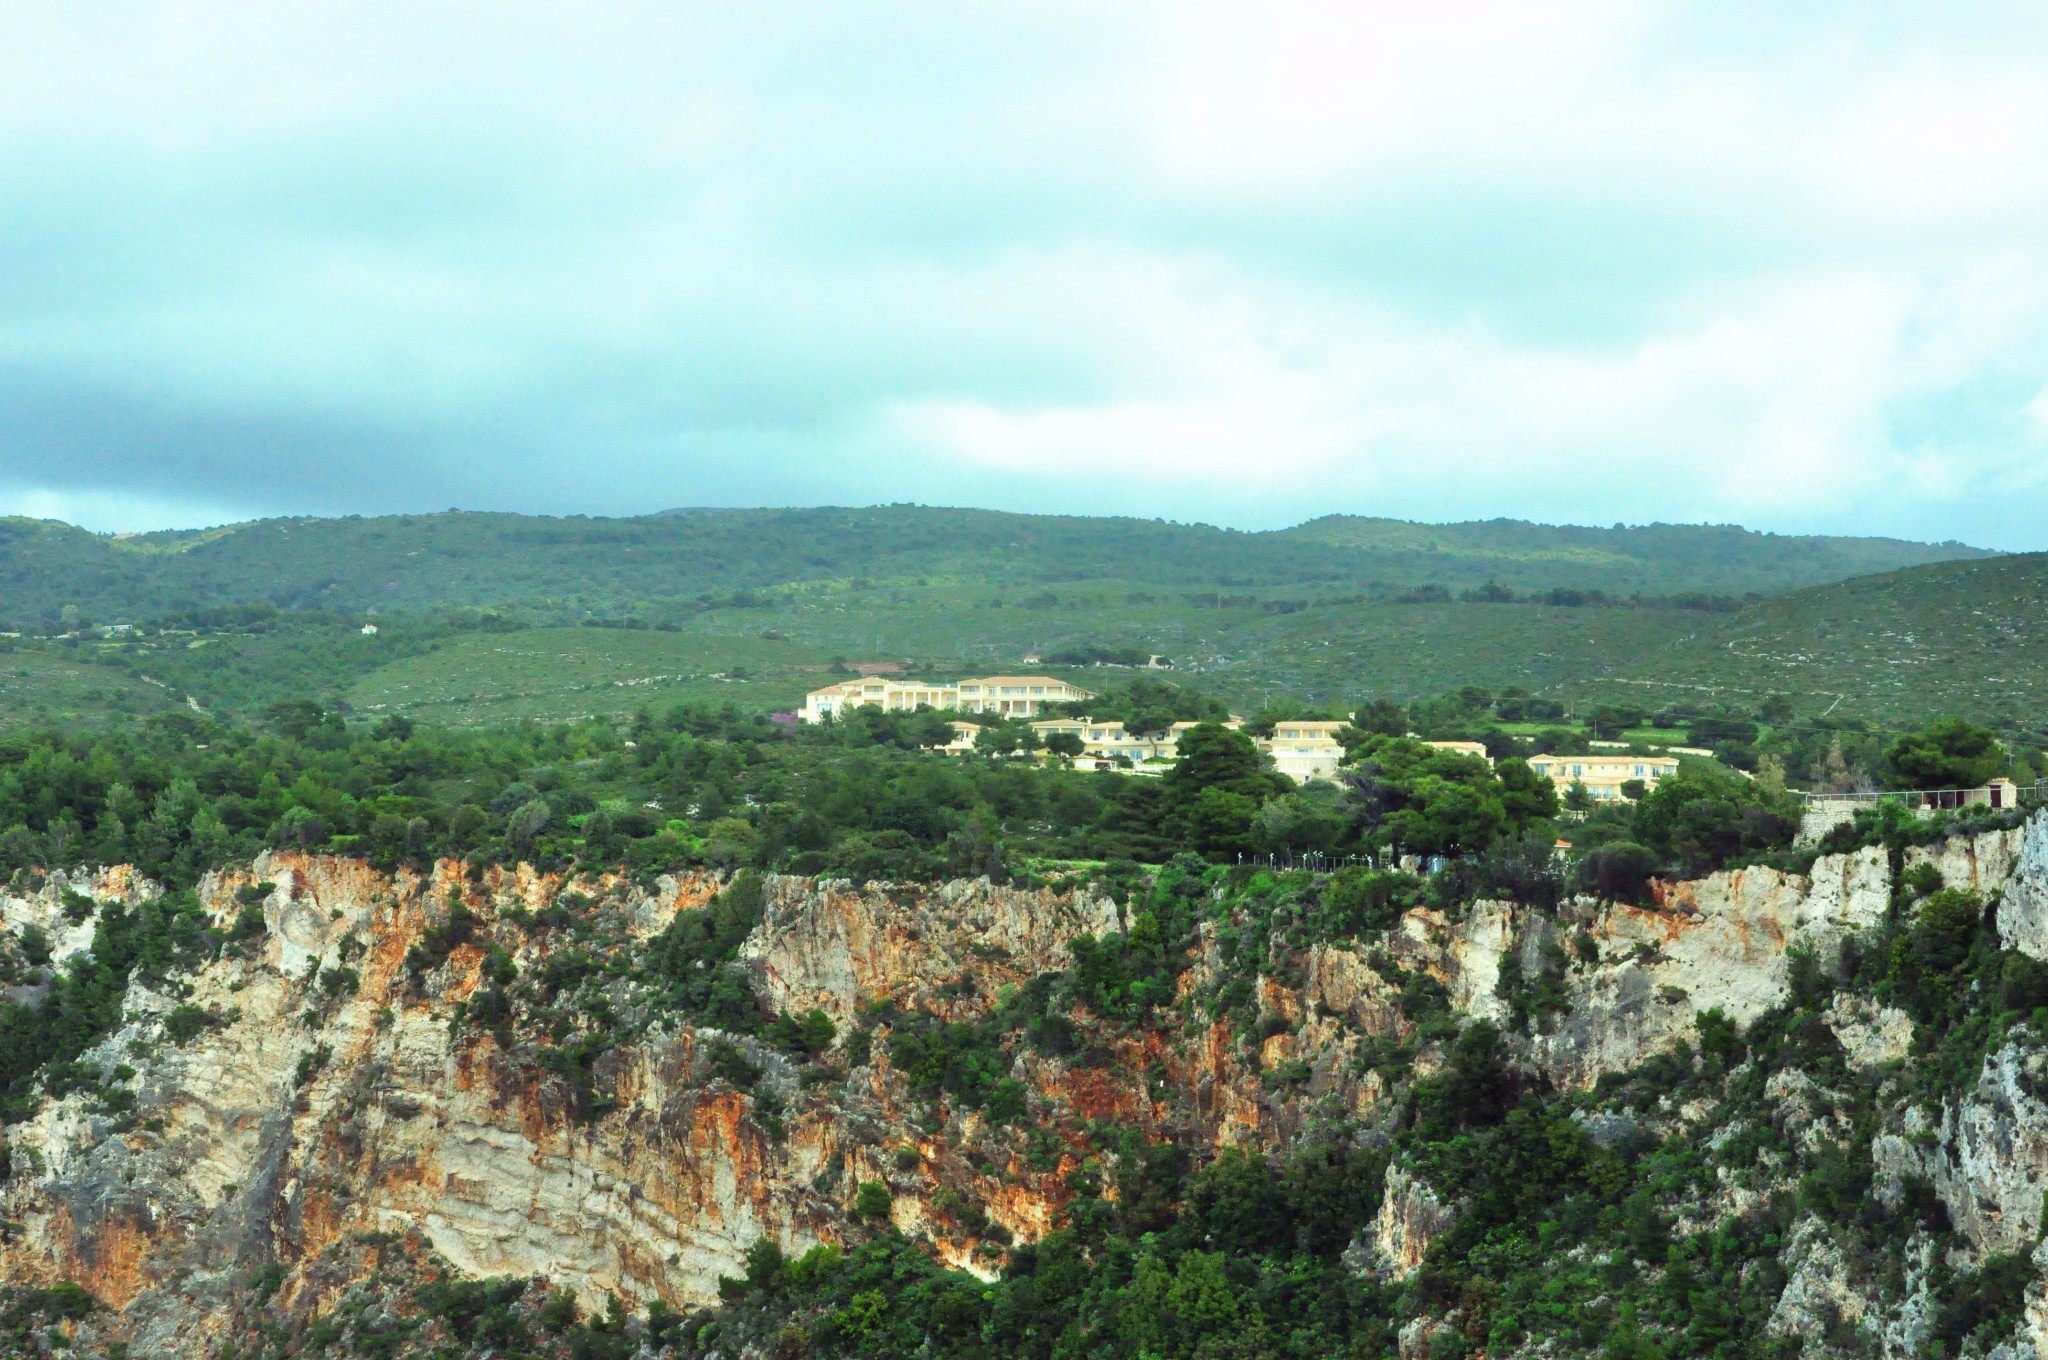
[1767,1219,1867,1340]
[1302,946,1404,1035]
[1908,824,2024,901]
[1930,1039,2048,1258]
[9,813,2048,1358]
[1366,1163,1455,1280]
[1527,850,1888,1089]
[740,875,1120,1026]
[1571,1109,1639,1149]
[1999,812,2048,960]
[1826,995,1915,1074]
[0,865,156,967]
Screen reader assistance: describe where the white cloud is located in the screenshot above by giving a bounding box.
[0,2,2046,543]
[0,482,248,534]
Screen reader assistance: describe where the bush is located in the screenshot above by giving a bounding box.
[1631,768,1797,876]
[767,1007,836,1058]
[701,1037,762,1089]
[1578,842,1659,904]
[854,1180,893,1221]
[162,1004,215,1044]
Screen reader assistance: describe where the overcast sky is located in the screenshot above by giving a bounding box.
[4,3,2048,545]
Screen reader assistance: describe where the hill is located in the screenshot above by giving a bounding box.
[0,506,2029,730]
[1592,552,2048,726]
[0,644,181,728]
[1276,514,1982,594]
[0,507,1990,627]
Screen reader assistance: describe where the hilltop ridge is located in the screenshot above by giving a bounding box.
[0,506,1992,624]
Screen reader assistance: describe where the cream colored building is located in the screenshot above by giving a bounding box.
[1424,739,1491,762]
[1044,716,1352,785]
[1264,720,1350,782]
[802,674,1094,722]
[1029,716,1251,764]
[1030,716,1181,763]
[1527,753,1680,801]
[937,721,982,754]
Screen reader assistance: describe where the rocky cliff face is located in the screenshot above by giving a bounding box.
[0,858,1148,1356]
[1999,814,2048,960]
[7,816,2048,1357]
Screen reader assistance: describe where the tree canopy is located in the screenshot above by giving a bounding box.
[1886,717,2004,790]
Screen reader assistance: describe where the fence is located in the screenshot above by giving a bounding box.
[1234,851,1447,874]
[1798,781,2045,812]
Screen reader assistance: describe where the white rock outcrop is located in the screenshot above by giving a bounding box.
[740,874,1122,1025]
[1999,813,2048,960]
[1930,1039,2048,1258]
[1826,995,1915,1074]
[1367,1163,1455,1280]
[1527,849,1890,1089]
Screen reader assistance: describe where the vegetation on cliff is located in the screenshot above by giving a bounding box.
[4,689,2048,1359]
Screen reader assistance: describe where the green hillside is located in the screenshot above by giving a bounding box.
[1,507,2033,731]
[0,644,182,728]
[0,507,1989,627]
[336,595,1707,726]
[346,628,841,726]
[1591,553,2048,726]
[1276,515,1980,594]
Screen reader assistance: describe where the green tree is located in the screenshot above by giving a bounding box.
[1345,735,1511,856]
[1164,724,1288,857]
[1042,731,1085,760]
[1885,717,2003,790]
[1630,766,1797,875]
[854,1181,893,1221]
[1351,697,1407,737]
[1251,783,1350,854]
[505,799,552,854]
[1496,757,1560,824]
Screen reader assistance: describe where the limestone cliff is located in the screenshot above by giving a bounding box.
[7,814,2048,1357]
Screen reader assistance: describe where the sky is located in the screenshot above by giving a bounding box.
[4,3,2048,546]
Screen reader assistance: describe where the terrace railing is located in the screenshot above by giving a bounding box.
[1798,781,2044,811]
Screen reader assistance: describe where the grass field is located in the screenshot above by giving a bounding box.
[346,628,845,724]
[1180,600,1706,708]
[690,586,1707,708]
[0,645,182,728]
[1591,554,2048,727]
[12,548,2046,735]
[339,592,1709,724]
[340,548,2048,733]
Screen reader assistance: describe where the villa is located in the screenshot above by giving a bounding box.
[802,674,1094,722]
[1029,716,1183,763]
[1527,752,1681,801]
[1267,720,1351,781]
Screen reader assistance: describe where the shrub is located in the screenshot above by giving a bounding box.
[1578,842,1659,903]
[854,1180,893,1221]
[701,1037,762,1089]
[162,1004,215,1044]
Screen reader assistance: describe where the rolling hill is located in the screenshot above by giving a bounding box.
[1590,553,2048,727]
[3,506,2036,732]
[0,507,1990,627]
